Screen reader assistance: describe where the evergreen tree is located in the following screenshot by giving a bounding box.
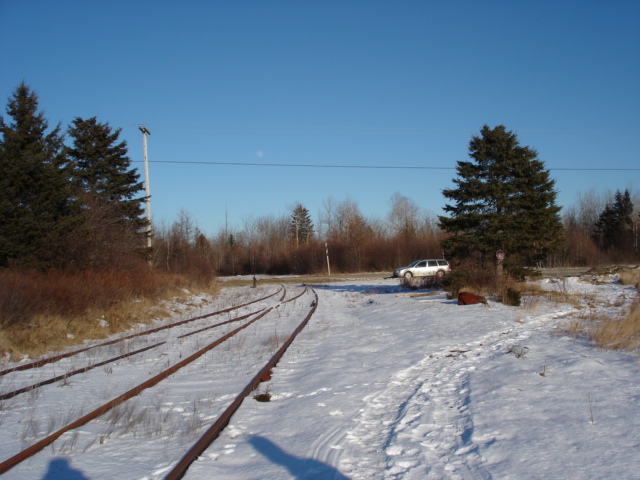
[591,189,634,256]
[438,125,564,271]
[66,117,147,267]
[67,117,146,230]
[0,82,78,268]
[290,203,314,247]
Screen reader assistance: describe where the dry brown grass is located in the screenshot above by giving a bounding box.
[593,301,640,350]
[618,268,640,288]
[517,281,584,309]
[447,277,584,309]
[0,268,219,360]
[565,301,640,352]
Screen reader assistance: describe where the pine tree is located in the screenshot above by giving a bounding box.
[67,117,145,228]
[0,82,79,268]
[438,125,564,271]
[290,203,314,247]
[591,189,634,256]
[66,117,147,267]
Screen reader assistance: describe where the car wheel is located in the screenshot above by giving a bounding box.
[435,270,445,280]
[404,271,413,280]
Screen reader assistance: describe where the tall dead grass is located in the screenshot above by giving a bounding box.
[0,268,219,360]
[593,301,640,350]
[566,301,640,352]
[618,268,640,288]
[518,281,583,309]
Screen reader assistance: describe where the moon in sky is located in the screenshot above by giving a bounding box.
[256,151,263,158]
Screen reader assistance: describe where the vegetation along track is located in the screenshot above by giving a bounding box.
[0,284,286,400]
[0,285,286,377]
[0,284,316,476]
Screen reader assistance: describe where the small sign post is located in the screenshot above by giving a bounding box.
[325,242,331,276]
[496,250,505,278]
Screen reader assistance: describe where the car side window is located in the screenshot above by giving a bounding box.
[437,260,448,266]
[417,261,426,268]
[428,261,437,267]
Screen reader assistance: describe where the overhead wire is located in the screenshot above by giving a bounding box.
[128,123,639,171]
[130,159,640,171]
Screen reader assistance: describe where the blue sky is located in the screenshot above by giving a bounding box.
[2,0,639,236]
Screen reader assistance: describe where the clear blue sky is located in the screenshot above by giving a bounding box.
[2,0,639,236]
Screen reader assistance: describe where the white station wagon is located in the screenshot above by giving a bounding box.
[393,259,451,280]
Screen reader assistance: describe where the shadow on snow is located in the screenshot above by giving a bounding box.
[249,435,350,480]
[40,458,89,480]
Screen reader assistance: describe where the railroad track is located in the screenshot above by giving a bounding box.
[0,285,287,399]
[0,285,286,377]
[0,284,317,478]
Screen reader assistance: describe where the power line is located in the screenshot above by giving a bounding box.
[131,159,640,171]
[141,160,453,169]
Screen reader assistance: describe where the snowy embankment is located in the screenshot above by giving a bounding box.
[1,274,638,479]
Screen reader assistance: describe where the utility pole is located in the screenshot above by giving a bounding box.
[139,125,152,251]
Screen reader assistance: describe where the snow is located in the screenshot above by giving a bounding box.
[0,274,638,479]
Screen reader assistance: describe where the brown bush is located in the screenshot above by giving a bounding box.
[0,268,182,327]
[0,267,218,359]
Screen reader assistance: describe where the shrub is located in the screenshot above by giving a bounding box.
[502,287,522,306]
[446,266,500,298]
[253,388,272,402]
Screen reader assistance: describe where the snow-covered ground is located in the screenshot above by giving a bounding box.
[1,274,638,479]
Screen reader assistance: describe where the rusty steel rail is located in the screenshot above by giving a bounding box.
[0,308,266,401]
[165,287,318,480]
[0,305,281,476]
[0,285,284,377]
[283,285,309,303]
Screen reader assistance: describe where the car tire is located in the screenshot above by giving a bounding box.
[404,271,413,280]
[435,270,445,281]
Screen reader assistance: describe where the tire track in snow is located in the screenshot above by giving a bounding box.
[307,424,349,477]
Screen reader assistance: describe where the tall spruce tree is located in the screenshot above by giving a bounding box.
[67,117,145,227]
[290,203,314,247]
[66,117,147,266]
[591,189,634,256]
[438,125,564,271]
[0,82,78,268]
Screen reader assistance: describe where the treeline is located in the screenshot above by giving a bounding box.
[151,195,447,277]
[557,188,640,266]
[2,83,639,280]
[152,188,639,279]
